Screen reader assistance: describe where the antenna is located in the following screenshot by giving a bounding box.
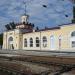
[21,0,34,23]
[23,1,27,15]
[23,0,34,15]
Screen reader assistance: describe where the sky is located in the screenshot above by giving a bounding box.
[0,0,73,33]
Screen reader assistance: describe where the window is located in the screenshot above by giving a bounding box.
[71,31,75,48]
[30,38,33,47]
[24,39,27,47]
[72,41,75,47]
[42,36,47,47]
[36,37,40,47]
[8,37,14,49]
[8,37,13,42]
[71,31,75,37]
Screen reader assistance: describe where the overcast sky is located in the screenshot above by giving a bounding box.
[0,0,73,33]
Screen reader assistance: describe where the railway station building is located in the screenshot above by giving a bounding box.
[3,14,75,51]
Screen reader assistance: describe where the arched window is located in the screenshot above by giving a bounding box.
[71,31,75,37]
[42,36,47,47]
[71,31,75,47]
[8,37,14,49]
[24,38,27,47]
[36,37,40,47]
[8,37,13,42]
[30,38,33,47]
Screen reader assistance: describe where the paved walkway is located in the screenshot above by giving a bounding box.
[0,49,75,57]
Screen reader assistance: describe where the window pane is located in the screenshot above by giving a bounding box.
[24,39,27,47]
[72,41,75,47]
[9,37,13,41]
[36,44,39,47]
[71,31,75,36]
[30,38,33,47]
[43,36,47,47]
[36,37,40,47]
[36,40,39,43]
[30,44,33,47]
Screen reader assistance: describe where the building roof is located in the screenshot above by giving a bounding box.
[16,22,34,27]
[23,23,75,34]
[5,21,75,34]
[36,26,60,32]
[23,26,60,34]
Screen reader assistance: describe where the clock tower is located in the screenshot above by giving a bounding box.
[21,14,29,23]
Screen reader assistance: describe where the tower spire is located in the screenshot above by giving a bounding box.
[21,1,29,23]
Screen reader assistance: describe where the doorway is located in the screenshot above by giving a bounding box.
[8,37,14,50]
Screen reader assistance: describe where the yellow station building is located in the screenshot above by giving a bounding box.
[3,15,75,51]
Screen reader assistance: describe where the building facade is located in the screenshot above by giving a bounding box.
[3,15,75,51]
